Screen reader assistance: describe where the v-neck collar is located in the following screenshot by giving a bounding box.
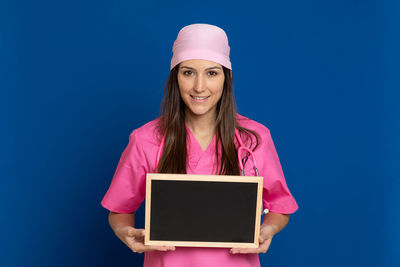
[185,123,216,153]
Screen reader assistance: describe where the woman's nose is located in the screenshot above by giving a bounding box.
[193,76,206,93]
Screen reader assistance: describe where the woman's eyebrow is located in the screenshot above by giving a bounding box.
[180,66,222,70]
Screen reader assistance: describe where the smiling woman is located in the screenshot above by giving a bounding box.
[101,23,298,267]
[156,55,246,175]
[178,60,225,119]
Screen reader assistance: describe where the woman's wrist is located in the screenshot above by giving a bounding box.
[260,212,289,237]
[259,224,277,241]
[108,212,136,237]
[260,223,278,236]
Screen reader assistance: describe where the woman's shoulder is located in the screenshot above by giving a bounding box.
[236,113,271,137]
[129,117,163,145]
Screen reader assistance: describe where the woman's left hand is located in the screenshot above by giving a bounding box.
[229,225,275,254]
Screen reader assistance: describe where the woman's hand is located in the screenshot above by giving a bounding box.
[115,226,176,254]
[229,225,275,254]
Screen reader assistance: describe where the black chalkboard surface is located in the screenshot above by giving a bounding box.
[144,173,263,248]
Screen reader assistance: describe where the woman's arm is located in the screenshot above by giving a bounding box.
[108,211,135,231]
[261,212,289,235]
[108,211,175,253]
[230,212,289,254]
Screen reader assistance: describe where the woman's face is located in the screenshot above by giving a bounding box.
[177,59,225,119]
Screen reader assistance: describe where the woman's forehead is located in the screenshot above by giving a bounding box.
[179,59,222,70]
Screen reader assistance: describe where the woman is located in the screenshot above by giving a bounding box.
[101,23,298,267]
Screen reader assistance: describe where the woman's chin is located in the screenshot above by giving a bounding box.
[186,107,215,118]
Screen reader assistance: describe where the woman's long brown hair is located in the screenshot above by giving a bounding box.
[156,64,260,175]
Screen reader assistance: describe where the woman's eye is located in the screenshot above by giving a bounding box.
[182,70,217,76]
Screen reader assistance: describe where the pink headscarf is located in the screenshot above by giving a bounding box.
[170,23,232,70]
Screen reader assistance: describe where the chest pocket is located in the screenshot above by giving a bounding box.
[243,166,257,176]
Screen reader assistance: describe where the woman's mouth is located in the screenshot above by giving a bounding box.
[191,95,210,102]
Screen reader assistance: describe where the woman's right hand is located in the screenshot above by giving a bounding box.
[114,226,176,254]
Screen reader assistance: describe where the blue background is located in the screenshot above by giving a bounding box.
[1,0,399,266]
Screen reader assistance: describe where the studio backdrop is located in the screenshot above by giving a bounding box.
[1,0,399,266]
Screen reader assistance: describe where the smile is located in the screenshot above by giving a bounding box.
[190,95,210,102]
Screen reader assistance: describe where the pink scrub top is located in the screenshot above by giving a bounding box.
[101,114,298,267]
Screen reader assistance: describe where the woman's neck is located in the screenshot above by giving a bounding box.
[185,109,217,136]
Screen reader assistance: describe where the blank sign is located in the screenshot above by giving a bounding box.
[145,173,263,248]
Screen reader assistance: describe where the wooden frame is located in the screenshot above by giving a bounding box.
[145,173,263,248]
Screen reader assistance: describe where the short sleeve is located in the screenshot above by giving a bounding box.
[101,130,148,213]
[254,128,299,214]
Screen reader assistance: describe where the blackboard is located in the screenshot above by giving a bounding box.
[145,173,263,248]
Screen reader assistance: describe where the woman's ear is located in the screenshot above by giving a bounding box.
[230,70,233,78]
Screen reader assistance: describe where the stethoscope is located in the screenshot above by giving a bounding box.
[155,128,269,214]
